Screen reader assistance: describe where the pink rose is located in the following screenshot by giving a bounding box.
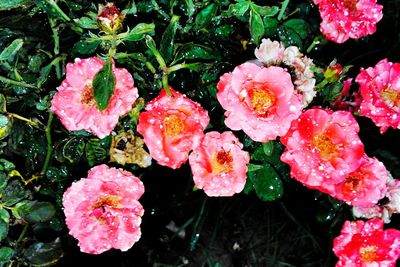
[333,218,400,266]
[62,165,144,254]
[334,155,388,207]
[189,131,250,196]
[357,59,400,133]
[51,57,138,139]
[217,63,302,142]
[313,0,383,43]
[280,108,364,194]
[137,88,209,169]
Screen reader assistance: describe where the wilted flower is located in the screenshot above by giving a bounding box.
[356,59,400,133]
[62,164,144,254]
[189,131,250,197]
[280,108,364,195]
[137,88,209,169]
[97,3,124,34]
[110,130,152,167]
[255,39,316,107]
[333,218,400,266]
[51,57,138,139]
[217,63,302,142]
[334,155,388,207]
[313,0,383,43]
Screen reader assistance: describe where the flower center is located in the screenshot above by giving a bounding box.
[342,0,358,10]
[312,134,337,159]
[81,84,96,107]
[92,195,121,210]
[381,86,400,109]
[247,83,276,116]
[360,246,379,263]
[342,174,361,197]
[211,150,233,174]
[163,115,185,137]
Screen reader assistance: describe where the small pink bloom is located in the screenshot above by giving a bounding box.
[280,108,364,194]
[51,57,138,139]
[217,63,302,142]
[333,218,400,267]
[137,88,209,169]
[334,155,388,207]
[313,0,383,43]
[356,59,400,133]
[62,164,144,254]
[189,131,250,197]
[254,39,285,65]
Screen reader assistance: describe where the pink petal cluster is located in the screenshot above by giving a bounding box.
[313,0,383,43]
[356,59,400,133]
[217,63,302,142]
[62,164,144,254]
[280,108,364,194]
[334,155,388,207]
[255,38,316,107]
[51,57,138,139]
[137,88,209,169]
[353,175,400,223]
[333,218,400,267]
[189,131,250,196]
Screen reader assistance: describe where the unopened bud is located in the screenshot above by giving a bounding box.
[97,3,124,34]
[324,63,343,83]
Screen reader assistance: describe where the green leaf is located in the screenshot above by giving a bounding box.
[249,10,264,45]
[123,23,155,41]
[74,17,97,29]
[159,15,180,64]
[251,5,279,17]
[247,164,283,201]
[0,114,12,141]
[55,137,85,163]
[122,1,137,15]
[0,247,14,266]
[173,43,220,64]
[283,19,309,39]
[23,239,63,266]
[0,159,15,172]
[0,173,8,192]
[194,3,217,30]
[0,39,23,61]
[225,2,250,17]
[0,0,26,10]
[15,201,55,223]
[0,209,10,242]
[262,141,274,156]
[32,0,70,22]
[72,39,100,55]
[93,59,115,111]
[2,180,30,206]
[183,0,195,17]
[85,139,108,167]
[0,94,6,112]
[263,17,279,36]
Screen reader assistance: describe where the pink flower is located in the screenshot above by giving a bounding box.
[333,78,362,112]
[188,131,250,196]
[333,218,400,267]
[62,164,144,254]
[254,39,285,65]
[334,155,388,207]
[51,57,138,139]
[356,59,400,133]
[137,88,209,169]
[280,108,364,194]
[217,63,302,142]
[313,0,383,43]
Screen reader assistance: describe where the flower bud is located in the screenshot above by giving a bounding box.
[324,63,343,83]
[97,3,124,34]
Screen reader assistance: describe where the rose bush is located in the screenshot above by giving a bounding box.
[0,0,399,266]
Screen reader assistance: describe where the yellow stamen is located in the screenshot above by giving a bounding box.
[163,115,185,137]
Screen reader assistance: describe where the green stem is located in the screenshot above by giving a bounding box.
[162,74,172,96]
[46,0,71,22]
[49,18,61,79]
[40,112,54,176]
[278,0,290,20]
[167,63,202,74]
[0,75,37,89]
[145,62,157,74]
[8,113,40,127]
[16,223,29,244]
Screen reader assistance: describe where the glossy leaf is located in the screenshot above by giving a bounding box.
[123,23,155,41]
[15,201,56,223]
[249,10,264,45]
[0,39,23,61]
[23,239,63,266]
[252,5,279,17]
[194,3,217,30]
[247,164,283,201]
[0,94,6,112]
[0,0,26,10]
[0,247,14,266]
[72,39,100,55]
[93,59,115,111]
[0,209,9,242]
[173,43,220,64]
[160,15,180,64]
[74,17,97,29]
[2,180,30,207]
